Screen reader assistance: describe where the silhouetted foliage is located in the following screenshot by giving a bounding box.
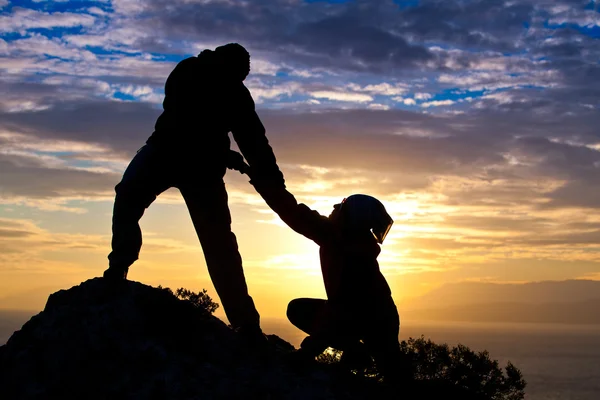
[316,348,343,364]
[175,288,219,314]
[317,336,526,400]
[157,286,219,315]
[403,336,526,400]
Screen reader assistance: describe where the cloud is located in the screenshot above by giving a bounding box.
[414,92,432,100]
[132,0,434,75]
[367,103,390,111]
[2,0,599,119]
[246,80,302,103]
[0,99,160,154]
[0,150,118,202]
[421,99,456,108]
[87,7,109,17]
[347,82,409,96]
[5,33,99,66]
[2,0,600,292]
[2,93,599,208]
[396,0,543,53]
[0,216,197,282]
[0,7,96,32]
[0,220,103,283]
[437,70,560,92]
[0,228,33,238]
[309,90,373,103]
[548,8,600,27]
[111,0,147,16]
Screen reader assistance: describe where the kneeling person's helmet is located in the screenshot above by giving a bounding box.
[339,194,393,244]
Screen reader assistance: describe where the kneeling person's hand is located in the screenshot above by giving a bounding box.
[226,150,249,173]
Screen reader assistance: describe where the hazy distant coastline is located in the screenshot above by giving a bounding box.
[402,300,600,325]
[401,279,600,325]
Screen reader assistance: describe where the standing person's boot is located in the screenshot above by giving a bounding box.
[236,324,269,348]
[284,335,328,371]
[102,265,129,281]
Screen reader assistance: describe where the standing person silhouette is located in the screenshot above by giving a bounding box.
[103,43,285,344]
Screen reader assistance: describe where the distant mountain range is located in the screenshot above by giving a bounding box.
[400,280,600,325]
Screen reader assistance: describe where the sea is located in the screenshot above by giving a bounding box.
[2,311,599,400]
[263,318,600,400]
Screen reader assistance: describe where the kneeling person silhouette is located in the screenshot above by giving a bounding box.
[230,154,407,381]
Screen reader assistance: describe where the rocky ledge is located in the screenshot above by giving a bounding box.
[0,279,499,399]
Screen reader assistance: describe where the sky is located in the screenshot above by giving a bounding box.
[1,0,600,321]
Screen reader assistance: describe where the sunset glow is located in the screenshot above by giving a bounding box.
[2,0,600,325]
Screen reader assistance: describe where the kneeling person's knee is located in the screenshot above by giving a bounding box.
[287,299,302,324]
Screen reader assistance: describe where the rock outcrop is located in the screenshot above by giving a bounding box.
[0,279,488,400]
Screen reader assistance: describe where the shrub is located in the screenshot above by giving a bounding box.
[316,348,343,364]
[157,286,219,315]
[403,336,526,400]
[316,336,526,400]
[174,288,219,314]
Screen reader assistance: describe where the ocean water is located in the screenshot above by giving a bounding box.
[2,311,599,400]
[263,318,600,400]
[400,321,600,400]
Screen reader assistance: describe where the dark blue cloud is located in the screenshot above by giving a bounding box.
[2,0,600,209]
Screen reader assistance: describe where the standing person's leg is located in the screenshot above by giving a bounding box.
[179,180,260,331]
[105,145,171,279]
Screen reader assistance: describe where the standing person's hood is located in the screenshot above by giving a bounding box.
[197,49,218,70]
[197,47,249,82]
[198,49,214,59]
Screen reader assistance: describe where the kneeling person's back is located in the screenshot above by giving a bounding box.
[256,188,396,311]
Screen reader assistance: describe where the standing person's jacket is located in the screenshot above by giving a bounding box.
[146,50,284,184]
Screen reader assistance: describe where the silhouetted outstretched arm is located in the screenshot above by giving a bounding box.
[263,188,333,246]
[227,150,332,244]
[230,85,285,187]
[249,179,333,247]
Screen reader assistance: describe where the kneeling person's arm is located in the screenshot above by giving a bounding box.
[253,183,331,246]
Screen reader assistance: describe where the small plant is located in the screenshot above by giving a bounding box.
[403,336,526,400]
[174,288,219,314]
[157,285,219,315]
[315,336,526,400]
[316,347,343,364]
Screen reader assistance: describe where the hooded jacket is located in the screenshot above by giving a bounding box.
[147,50,284,183]
[256,186,394,311]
